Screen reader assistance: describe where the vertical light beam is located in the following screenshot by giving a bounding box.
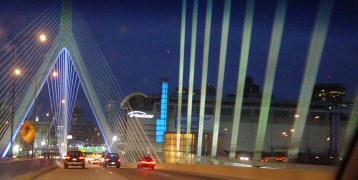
[186,0,199,162]
[340,89,358,158]
[229,0,255,159]
[211,0,231,159]
[197,0,213,162]
[253,0,287,159]
[176,0,187,163]
[288,0,334,161]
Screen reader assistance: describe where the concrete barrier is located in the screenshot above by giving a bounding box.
[0,158,57,180]
[123,162,336,180]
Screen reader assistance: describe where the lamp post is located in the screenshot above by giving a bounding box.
[31,71,57,157]
[8,33,47,157]
[10,63,21,157]
[109,135,117,152]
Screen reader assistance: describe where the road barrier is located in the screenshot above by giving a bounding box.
[123,162,336,180]
[0,158,57,180]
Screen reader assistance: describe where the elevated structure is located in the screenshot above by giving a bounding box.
[0,0,158,162]
[0,0,356,168]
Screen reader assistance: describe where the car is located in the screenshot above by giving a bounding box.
[137,156,155,170]
[64,151,86,169]
[102,153,120,168]
[275,156,286,161]
[260,157,268,162]
[92,158,100,165]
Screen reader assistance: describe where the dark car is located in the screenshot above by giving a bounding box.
[137,156,155,170]
[102,153,120,168]
[64,151,86,169]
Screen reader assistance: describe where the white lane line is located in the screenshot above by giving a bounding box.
[157,173,170,177]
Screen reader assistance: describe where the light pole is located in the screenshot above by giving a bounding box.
[109,135,117,152]
[28,33,50,157]
[31,71,57,157]
[10,44,21,157]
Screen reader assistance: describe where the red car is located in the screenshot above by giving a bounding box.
[137,156,155,170]
[275,156,286,161]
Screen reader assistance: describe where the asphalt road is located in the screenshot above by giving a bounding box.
[35,162,234,180]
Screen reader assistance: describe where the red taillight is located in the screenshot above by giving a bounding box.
[118,159,121,162]
[65,156,70,160]
[140,161,146,163]
[79,156,85,160]
[105,158,110,161]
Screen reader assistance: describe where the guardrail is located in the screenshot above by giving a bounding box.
[0,158,57,180]
[123,162,337,180]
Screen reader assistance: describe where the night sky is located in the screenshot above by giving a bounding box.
[1,0,357,104]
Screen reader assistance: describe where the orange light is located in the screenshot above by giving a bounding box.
[105,158,110,161]
[65,156,70,160]
[79,156,85,160]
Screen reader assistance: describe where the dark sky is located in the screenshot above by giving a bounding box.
[1,0,358,103]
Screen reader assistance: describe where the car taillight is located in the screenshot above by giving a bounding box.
[105,158,110,161]
[79,156,85,160]
[141,161,146,163]
[118,159,121,162]
[65,156,70,160]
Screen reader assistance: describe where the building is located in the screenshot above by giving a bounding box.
[174,86,201,96]
[68,106,104,148]
[206,84,216,96]
[226,77,261,99]
[312,84,345,103]
[124,90,352,163]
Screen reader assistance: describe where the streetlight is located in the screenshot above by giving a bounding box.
[39,34,47,42]
[112,136,117,142]
[108,136,117,152]
[10,65,21,157]
[31,70,58,157]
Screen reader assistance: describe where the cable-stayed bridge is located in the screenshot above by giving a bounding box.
[0,1,357,179]
[0,0,160,163]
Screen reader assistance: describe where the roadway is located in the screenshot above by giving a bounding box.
[34,162,233,180]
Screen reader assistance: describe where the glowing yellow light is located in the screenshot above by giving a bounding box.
[39,34,47,42]
[14,69,21,76]
[52,71,58,77]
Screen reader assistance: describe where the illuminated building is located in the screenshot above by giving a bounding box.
[312,84,345,103]
[174,86,200,96]
[69,106,104,147]
[123,82,352,163]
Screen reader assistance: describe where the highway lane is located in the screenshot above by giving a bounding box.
[35,163,235,180]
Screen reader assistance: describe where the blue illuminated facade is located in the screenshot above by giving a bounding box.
[155,81,168,142]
